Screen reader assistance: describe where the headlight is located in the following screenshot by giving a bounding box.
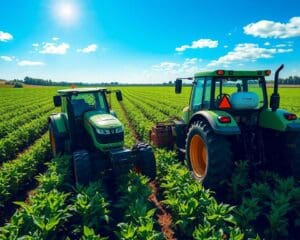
[96,128,111,135]
[95,127,123,134]
[115,126,123,133]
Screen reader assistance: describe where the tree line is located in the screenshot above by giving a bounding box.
[4,75,300,87]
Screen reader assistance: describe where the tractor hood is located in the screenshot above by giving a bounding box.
[83,111,124,151]
[84,111,122,129]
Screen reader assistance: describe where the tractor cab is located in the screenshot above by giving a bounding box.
[175,70,270,125]
[50,87,156,185]
[53,88,124,151]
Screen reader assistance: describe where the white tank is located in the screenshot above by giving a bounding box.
[230,92,259,109]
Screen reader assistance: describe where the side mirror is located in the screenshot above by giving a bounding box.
[175,79,182,94]
[116,91,123,101]
[53,95,62,107]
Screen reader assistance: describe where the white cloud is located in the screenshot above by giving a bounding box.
[1,56,14,61]
[277,48,293,53]
[264,41,270,46]
[275,44,286,47]
[39,42,70,54]
[152,58,202,75]
[77,44,98,53]
[208,43,277,67]
[18,60,45,66]
[175,39,218,52]
[224,45,228,48]
[52,37,59,41]
[32,43,39,47]
[207,43,294,67]
[0,31,13,42]
[244,17,300,38]
[287,41,294,47]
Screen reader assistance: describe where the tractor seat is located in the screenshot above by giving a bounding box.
[72,99,90,117]
[230,92,259,109]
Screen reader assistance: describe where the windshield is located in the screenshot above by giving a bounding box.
[214,77,265,109]
[71,92,109,117]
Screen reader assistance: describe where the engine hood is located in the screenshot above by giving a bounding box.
[84,111,122,129]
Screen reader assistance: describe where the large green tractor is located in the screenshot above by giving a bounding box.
[151,65,300,190]
[49,88,156,185]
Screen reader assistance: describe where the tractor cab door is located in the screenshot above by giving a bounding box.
[68,93,97,149]
[190,77,212,112]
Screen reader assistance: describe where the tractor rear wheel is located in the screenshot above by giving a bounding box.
[186,120,233,190]
[73,150,91,185]
[49,124,64,157]
[132,142,156,181]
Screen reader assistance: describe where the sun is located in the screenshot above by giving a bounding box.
[53,1,79,26]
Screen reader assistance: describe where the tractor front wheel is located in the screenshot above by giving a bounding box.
[186,120,233,190]
[49,124,64,157]
[73,150,92,185]
[133,142,156,181]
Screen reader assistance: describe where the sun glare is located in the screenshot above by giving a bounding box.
[53,1,79,26]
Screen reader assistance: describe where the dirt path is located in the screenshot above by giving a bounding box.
[149,181,177,240]
[118,100,176,240]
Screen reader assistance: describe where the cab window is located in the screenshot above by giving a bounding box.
[191,77,204,111]
[203,78,212,108]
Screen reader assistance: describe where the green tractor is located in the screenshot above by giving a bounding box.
[49,88,156,185]
[151,65,300,190]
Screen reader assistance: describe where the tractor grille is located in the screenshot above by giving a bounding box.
[95,132,124,144]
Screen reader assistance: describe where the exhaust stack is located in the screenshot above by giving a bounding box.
[270,64,284,112]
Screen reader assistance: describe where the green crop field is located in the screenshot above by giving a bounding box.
[0,86,300,239]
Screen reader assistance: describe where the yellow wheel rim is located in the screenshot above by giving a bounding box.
[50,129,56,155]
[189,135,208,178]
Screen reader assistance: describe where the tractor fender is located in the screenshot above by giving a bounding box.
[48,113,68,138]
[259,109,300,132]
[188,110,240,135]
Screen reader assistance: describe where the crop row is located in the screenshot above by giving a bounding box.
[125,92,180,117]
[0,133,51,208]
[119,96,153,140]
[0,150,110,239]
[227,161,300,239]
[0,98,52,123]
[111,95,172,239]
[0,95,51,115]
[0,103,54,138]
[0,95,47,111]
[123,89,186,112]
[0,109,53,164]
[155,150,246,239]
[110,97,135,147]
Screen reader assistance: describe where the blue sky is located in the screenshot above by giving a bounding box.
[0,0,300,83]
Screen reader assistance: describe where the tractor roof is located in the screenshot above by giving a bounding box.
[57,87,107,96]
[194,70,271,78]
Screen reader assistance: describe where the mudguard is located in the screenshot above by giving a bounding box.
[48,113,68,138]
[189,110,240,135]
[259,109,300,132]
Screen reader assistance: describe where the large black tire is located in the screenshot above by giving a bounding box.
[132,142,156,181]
[73,150,92,185]
[186,120,233,190]
[49,124,64,157]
